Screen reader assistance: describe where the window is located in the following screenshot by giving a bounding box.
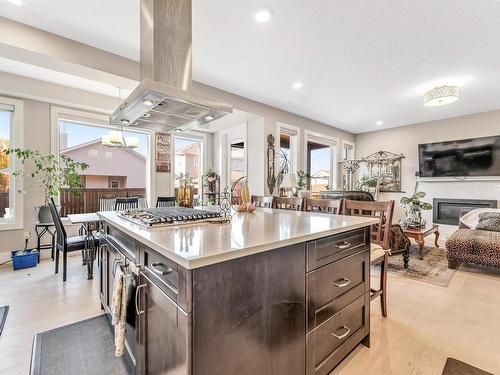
[230,141,245,184]
[305,132,337,192]
[341,141,355,190]
[278,123,299,174]
[174,136,203,193]
[0,98,23,230]
[57,118,150,215]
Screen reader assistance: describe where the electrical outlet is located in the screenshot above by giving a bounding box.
[23,231,30,240]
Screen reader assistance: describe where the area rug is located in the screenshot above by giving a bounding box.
[386,244,457,287]
[0,305,8,335]
[441,358,492,375]
[30,315,128,375]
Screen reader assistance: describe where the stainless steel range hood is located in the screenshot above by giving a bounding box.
[110,0,232,133]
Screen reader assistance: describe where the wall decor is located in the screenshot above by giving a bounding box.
[266,134,276,195]
[361,150,404,196]
[155,132,171,173]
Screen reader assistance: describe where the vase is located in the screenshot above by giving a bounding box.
[36,205,53,224]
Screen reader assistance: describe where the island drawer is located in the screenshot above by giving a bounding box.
[306,227,369,271]
[306,293,369,375]
[103,223,139,263]
[306,250,369,331]
[142,247,191,312]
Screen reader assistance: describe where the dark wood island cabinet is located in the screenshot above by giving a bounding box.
[98,209,376,375]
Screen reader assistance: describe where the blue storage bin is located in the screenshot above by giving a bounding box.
[11,250,39,271]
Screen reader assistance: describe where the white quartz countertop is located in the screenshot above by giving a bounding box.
[98,209,378,269]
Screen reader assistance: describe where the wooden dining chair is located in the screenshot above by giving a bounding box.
[341,199,395,317]
[156,196,176,207]
[114,196,139,211]
[273,197,304,211]
[251,195,274,208]
[48,198,99,282]
[304,198,343,213]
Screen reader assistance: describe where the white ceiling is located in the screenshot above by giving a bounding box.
[1,1,500,133]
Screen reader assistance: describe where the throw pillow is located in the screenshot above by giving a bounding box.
[476,212,500,232]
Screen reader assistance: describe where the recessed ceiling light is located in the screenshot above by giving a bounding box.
[205,115,214,121]
[375,121,383,126]
[120,119,130,124]
[142,112,151,118]
[424,86,459,107]
[255,7,273,23]
[292,82,303,89]
[8,0,23,5]
[175,128,183,133]
[142,99,154,106]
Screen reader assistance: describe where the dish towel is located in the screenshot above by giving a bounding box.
[110,267,131,357]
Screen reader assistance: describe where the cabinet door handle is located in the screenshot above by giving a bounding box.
[332,278,351,288]
[331,326,351,340]
[150,262,173,276]
[334,241,351,250]
[135,284,147,315]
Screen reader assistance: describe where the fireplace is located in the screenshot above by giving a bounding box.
[433,198,498,225]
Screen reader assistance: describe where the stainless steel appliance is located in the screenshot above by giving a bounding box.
[110,0,233,133]
[118,207,221,228]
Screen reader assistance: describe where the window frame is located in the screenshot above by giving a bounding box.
[0,97,24,231]
[50,106,154,207]
[171,131,207,194]
[277,122,300,174]
[304,130,338,191]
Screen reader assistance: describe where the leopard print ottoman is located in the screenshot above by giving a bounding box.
[445,228,500,269]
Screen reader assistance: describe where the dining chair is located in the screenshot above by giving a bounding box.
[114,196,139,211]
[48,198,99,282]
[304,198,343,213]
[273,197,304,211]
[156,196,176,207]
[341,199,395,317]
[251,195,274,208]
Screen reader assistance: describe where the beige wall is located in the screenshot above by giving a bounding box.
[355,110,500,239]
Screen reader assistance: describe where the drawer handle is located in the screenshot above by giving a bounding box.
[135,284,147,315]
[334,241,351,250]
[150,262,173,276]
[332,278,351,288]
[331,326,351,340]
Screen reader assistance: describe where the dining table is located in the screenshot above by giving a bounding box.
[67,213,101,280]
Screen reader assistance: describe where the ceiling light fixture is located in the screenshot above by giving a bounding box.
[375,121,383,126]
[292,82,303,89]
[142,99,154,106]
[424,86,459,107]
[8,0,23,5]
[255,7,273,23]
[102,125,139,149]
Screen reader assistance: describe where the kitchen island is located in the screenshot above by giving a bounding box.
[98,208,378,375]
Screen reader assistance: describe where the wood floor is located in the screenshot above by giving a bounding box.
[0,255,499,375]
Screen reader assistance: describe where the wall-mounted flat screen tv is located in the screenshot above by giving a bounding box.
[418,135,500,177]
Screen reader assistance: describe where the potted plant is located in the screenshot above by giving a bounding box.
[400,191,432,228]
[5,148,88,223]
[357,175,378,192]
[293,170,307,197]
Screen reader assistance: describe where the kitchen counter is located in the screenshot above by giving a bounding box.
[97,208,378,269]
[98,207,377,375]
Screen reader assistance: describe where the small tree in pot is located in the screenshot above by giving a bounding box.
[400,191,432,228]
[5,148,88,223]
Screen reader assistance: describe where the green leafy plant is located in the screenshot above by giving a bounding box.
[400,191,432,211]
[5,148,89,205]
[356,175,378,190]
[292,170,307,197]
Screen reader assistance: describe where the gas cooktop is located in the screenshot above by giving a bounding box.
[118,207,221,228]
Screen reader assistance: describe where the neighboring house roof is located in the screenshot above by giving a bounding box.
[61,138,146,161]
[311,169,330,178]
[176,143,199,156]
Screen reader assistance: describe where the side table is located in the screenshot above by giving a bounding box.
[403,224,440,260]
[35,223,56,262]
